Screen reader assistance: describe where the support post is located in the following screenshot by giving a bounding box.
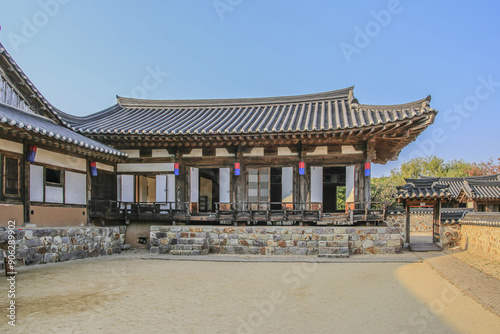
[364,140,375,209]
[86,158,92,226]
[22,142,30,225]
[405,201,410,247]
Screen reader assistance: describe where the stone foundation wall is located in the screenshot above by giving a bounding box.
[0,226,126,269]
[460,225,500,260]
[149,226,403,256]
[410,213,433,232]
[440,223,461,248]
[385,214,406,242]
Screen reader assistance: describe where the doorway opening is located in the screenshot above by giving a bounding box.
[270,168,283,210]
[322,167,346,212]
[199,168,219,212]
[136,175,156,202]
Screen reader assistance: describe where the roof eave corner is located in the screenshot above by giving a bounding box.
[347,86,358,105]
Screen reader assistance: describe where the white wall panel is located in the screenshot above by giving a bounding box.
[156,175,167,202]
[310,167,323,203]
[282,167,294,202]
[45,186,63,204]
[346,166,356,203]
[190,168,199,203]
[30,165,44,202]
[167,174,176,206]
[219,168,230,203]
[121,175,135,202]
[65,171,87,205]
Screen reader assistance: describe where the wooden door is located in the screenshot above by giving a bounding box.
[248,168,270,210]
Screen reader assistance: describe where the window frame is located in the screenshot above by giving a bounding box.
[2,154,21,198]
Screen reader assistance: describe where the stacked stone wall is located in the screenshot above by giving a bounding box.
[410,213,433,232]
[0,226,126,269]
[460,225,500,260]
[440,223,461,248]
[150,226,403,256]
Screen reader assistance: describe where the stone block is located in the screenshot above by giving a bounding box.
[25,254,43,265]
[307,240,319,248]
[362,240,374,248]
[387,239,402,247]
[306,248,318,255]
[44,253,59,263]
[274,248,287,255]
[26,239,41,247]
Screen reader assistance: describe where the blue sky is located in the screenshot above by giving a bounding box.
[0,0,499,177]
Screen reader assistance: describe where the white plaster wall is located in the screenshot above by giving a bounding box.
[36,148,86,171]
[96,162,114,172]
[0,138,23,154]
[117,163,174,173]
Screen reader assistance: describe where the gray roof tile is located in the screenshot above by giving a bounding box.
[57,88,436,136]
[0,103,126,158]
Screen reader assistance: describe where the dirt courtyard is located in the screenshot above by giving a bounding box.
[1,252,499,334]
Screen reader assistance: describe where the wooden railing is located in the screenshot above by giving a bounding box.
[345,201,388,223]
[90,200,189,220]
[90,200,387,224]
[215,202,323,223]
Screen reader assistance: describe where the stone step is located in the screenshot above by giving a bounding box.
[318,253,350,258]
[176,238,209,245]
[171,244,208,251]
[318,247,349,256]
[170,249,209,256]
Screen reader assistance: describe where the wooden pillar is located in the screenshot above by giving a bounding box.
[299,148,308,206]
[433,200,442,244]
[234,147,246,206]
[364,140,375,208]
[22,142,30,225]
[405,200,410,246]
[175,150,185,210]
[86,158,92,225]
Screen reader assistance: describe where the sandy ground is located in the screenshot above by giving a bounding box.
[451,251,500,281]
[1,252,499,334]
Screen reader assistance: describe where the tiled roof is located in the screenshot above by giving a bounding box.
[420,175,500,199]
[0,43,58,121]
[0,103,127,158]
[58,88,436,136]
[459,180,500,200]
[395,178,452,200]
[460,212,500,227]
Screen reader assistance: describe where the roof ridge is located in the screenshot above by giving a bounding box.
[117,87,355,109]
[353,95,431,110]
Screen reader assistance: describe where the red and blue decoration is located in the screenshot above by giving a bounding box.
[90,162,98,176]
[235,162,240,176]
[174,163,179,176]
[299,161,305,175]
[27,145,37,163]
[365,162,371,176]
